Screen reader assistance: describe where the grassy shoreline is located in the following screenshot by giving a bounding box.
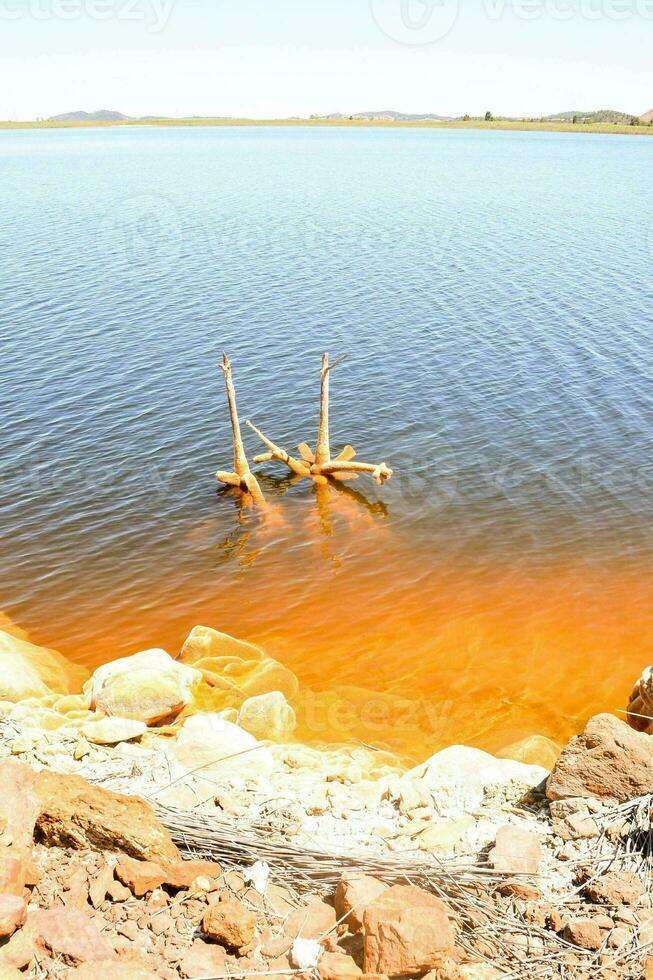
[2,116,653,136]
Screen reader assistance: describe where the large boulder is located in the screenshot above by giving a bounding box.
[34,769,180,863]
[178,626,299,700]
[405,746,548,811]
[627,665,653,734]
[0,629,87,702]
[547,713,653,802]
[178,625,266,665]
[362,884,454,976]
[84,648,201,725]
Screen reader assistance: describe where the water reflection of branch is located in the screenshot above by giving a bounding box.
[306,479,390,567]
[209,471,390,571]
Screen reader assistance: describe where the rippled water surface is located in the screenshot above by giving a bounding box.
[2,125,653,760]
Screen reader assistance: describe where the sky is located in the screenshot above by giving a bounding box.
[0,0,652,120]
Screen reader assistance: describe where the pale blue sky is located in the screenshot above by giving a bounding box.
[1,0,651,120]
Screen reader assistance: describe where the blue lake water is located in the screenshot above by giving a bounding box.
[1,125,652,759]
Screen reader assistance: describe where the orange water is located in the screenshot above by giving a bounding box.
[8,483,648,763]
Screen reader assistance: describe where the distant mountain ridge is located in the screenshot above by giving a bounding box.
[317,107,651,124]
[47,110,132,122]
[46,107,653,125]
[542,109,637,124]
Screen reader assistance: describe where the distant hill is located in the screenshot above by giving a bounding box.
[542,109,635,124]
[47,110,132,122]
[640,108,653,124]
[316,110,452,122]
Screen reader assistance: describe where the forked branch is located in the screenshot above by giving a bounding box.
[246,353,394,487]
[216,355,265,504]
[245,421,311,478]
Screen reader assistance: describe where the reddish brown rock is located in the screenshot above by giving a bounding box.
[562,919,602,950]
[178,940,231,978]
[0,760,40,849]
[0,926,35,970]
[547,714,653,802]
[335,874,388,932]
[362,884,454,976]
[29,908,117,965]
[164,857,223,890]
[0,760,40,898]
[0,895,27,939]
[627,666,653,733]
[319,950,363,979]
[116,856,167,897]
[107,878,132,902]
[582,870,644,906]
[266,882,295,917]
[260,932,293,959]
[116,854,223,896]
[34,770,180,863]
[285,896,337,939]
[201,896,257,950]
[0,856,28,899]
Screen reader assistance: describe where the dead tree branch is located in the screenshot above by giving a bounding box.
[215,354,265,504]
[241,353,394,490]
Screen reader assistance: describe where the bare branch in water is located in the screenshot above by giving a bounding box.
[248,353,394,487]
[215,354,266,505]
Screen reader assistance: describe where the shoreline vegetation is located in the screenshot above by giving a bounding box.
[3,116,653,136]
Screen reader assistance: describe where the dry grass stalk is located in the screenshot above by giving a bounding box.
[156,799,653,979]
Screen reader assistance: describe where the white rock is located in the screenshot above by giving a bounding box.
[238,691,297,741]
[291,938,321,970]
[81,717,147,745]
[173,713,273,773]
[406,746,548,811]
[84,649,201,725]
[244,860,270,895]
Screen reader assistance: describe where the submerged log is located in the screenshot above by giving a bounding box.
[215,354,265,504]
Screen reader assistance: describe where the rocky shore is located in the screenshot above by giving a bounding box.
[1,619,653,978]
